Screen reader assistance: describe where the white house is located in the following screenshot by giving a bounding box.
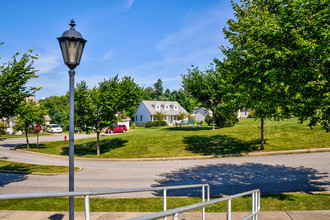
[237,108,250,119]
[191,107,212,122]
[134,100,188,126]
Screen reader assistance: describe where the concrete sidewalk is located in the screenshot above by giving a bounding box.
[0,210,330,220]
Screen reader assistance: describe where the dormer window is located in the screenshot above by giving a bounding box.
[165,105,169,110]
[156,105,160,110]
[174,105,178,110]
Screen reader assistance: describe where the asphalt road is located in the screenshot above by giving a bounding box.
[0,136,330,197]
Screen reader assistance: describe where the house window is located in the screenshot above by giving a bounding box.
[165,105,169,110]
[156,105,160,110]
[151,116,153,121]
[174,105,178,110]
[135,115,137,121]
[140,115,142,121]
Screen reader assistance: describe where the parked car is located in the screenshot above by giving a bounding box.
[105,125,127,134]
[48,124,63,133]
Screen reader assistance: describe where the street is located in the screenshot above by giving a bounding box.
[0,136,330,197]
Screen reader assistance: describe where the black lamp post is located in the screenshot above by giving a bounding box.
[57,19,86,220]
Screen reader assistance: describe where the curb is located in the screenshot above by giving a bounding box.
[0,167,83,176]
[11,147,330,162]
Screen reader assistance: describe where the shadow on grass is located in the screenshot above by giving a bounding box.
[61,138,128,156]
[165,127,213,132]
[183,135,260,155]
[152,163,330,197]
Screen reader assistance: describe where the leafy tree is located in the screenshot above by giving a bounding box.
[0,45,40,136]
[39,95,69,129]
[182,65,239,130]
[75,76,143,155]
[14,99,47,149]
[142,86,154,100]
[171,89,197,113]
[152,111,165,127]
[221,0,329,149]
[153,78,163,100]
[74,81,91,133]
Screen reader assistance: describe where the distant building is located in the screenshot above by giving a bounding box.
[1,96,51,134]
[134,100,188,126]
[191,107,212,122]
[237,108,250,119]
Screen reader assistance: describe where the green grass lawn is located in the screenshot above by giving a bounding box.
[0,193,329,212]
[18,118,329,158]
[0,160,80,175]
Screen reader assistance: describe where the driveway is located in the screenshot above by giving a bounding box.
[1,136,330,197]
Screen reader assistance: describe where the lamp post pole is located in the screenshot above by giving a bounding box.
[68,68,75,220]
[58,20,87,220]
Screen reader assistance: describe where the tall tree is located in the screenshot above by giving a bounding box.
[14,99,47,149]
[153,78,163,100]
[221,0,329,149]
[0,46,40,119]
[75,76,143,155]
[74,81,91,133]
[143,86,154,100]
[40,95,69,129]
[182,65,239,130]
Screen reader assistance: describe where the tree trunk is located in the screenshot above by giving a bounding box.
[25,126,29,149]
[260,117,264,150]
[96,132,100,156]
[212,109,215,130]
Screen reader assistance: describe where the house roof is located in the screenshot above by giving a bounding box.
[139,100,188,115]
[193,107,212,116]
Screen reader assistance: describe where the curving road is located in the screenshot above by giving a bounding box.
[1,136,330,197]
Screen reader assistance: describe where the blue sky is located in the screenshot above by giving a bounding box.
[0,0,234,100]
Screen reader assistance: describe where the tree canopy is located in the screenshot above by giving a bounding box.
[0,46,40,119]
[182,65,240,130]
[221,0,329,132]
[74,76,143,155]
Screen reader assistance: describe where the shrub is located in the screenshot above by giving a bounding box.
[215,111,239,128]
[0,122,6,135]
[248,110,256,118]
[130,123,136,130]
[145,121,167,127]
[188,115,195,121]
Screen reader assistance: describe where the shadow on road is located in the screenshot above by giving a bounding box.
[0,173,27,187]
[184,135,260,155]
[152,163,330,196]
[61,138,128,156]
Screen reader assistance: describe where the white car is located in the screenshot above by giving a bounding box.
[48,124,63,133]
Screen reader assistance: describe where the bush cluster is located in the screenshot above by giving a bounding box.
[145,121,167,127]
[205,111,238,128]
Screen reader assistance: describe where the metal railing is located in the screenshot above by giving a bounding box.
[129,189,260,220]
[0,184,210,220]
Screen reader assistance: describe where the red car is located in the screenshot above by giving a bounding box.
[105,125,127,134]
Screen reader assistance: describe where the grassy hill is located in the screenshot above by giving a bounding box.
[21,118,329,158]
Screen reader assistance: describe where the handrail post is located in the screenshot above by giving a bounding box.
[202,186,205,220]
[84,195,90,220]
[227,199,231,220]
[173,213,178,220]
[252,191,256,220]
[163,189,167,220]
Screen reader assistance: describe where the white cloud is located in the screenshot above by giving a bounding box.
[34,53,61,74]
[156,4,229,66]
[102,51,114,61]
